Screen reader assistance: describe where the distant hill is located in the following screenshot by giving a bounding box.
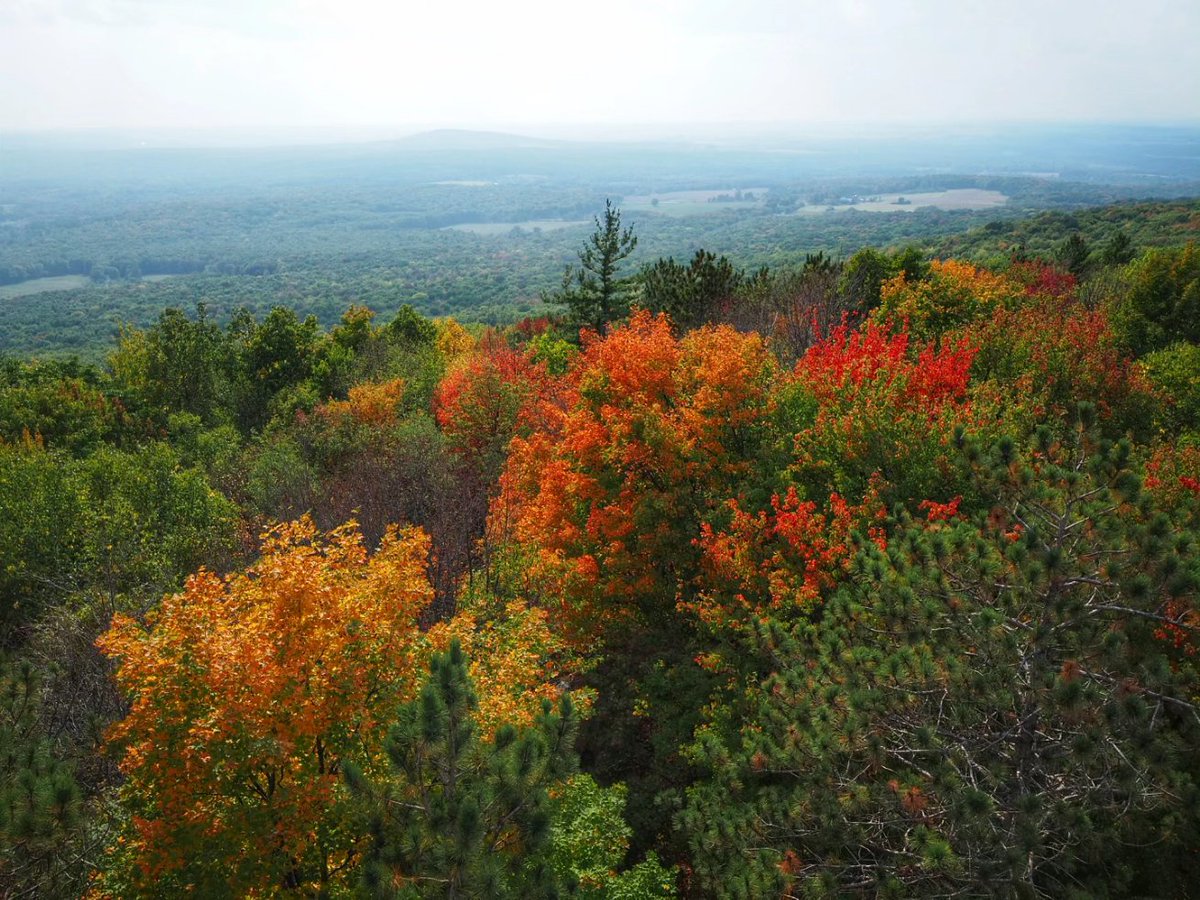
[393,129,566,152]
[937,198,1200,262]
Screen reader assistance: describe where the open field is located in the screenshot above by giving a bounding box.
[621,188,769,216]
[0,275,91,298]
[798,188,1008,214]
[0,273,191,300]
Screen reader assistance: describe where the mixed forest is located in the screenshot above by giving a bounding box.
[3,125,1199,358]
[2,182,1200,897]
[4,118,1200,900]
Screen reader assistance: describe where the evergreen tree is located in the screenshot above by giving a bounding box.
[682,410,1200,897]
[1099,230,1136,267]
[0,658,82,897]
[550,200,638,335]
[639,249,742,331]
[839,247,896,312]
[345,640,580,899]
[1056,233,1092,278]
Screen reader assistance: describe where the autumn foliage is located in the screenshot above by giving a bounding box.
[315,377,407,426]
[689,479,886,637]
[10,229,1200,898]
[96,518,433,895]
[790,319,977,500]
[433,342,549,483]
[494,310,777,643]
[962,296,1149,430]
[875,259,1021,338]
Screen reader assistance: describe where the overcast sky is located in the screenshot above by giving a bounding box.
[2,0,1198,134]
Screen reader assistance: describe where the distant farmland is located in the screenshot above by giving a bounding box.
[799,188,1009,214]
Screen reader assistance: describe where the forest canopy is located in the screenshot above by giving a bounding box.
[2,199,1200,898]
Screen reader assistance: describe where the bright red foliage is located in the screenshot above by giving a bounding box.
[688,478,886,638]
[920,495,963,522]
[796,321,975,416]
[790,320,977,502]
[1006,259,1078,299]
[1144,445,1200,507]
[962,299,1148,424]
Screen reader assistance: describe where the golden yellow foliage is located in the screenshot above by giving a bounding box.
[435,318,478,360]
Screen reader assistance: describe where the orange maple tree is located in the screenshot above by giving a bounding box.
[315,377,407,426]
[493,310,778,644]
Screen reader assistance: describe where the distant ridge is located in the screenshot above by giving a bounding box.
[394,129,565,151]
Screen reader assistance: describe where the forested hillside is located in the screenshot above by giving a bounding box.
[4,126,1199,358]
[3,201,1199,896]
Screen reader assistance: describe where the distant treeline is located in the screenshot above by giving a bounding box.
[2,195,1199,359]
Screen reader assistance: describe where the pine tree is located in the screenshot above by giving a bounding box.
[681,409,1200,897]
[549,200,638,335]
[1099,230,1136,267]
[345,640,580,899]
[0,658,82,897]
[639,249,743,331]
[1056,233,1092,278]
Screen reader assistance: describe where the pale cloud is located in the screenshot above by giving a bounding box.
[1,0,1197,131]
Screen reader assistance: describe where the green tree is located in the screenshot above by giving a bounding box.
[110,304,232,426]
[74,443,237,606]
[1140,341,1200,439]
[0,359,130,456]
[839,247,896,312]
[233,306,320,431]
[894,246,928,281]
[0,444,83,638]
[345,640,579,899]
[0,441,236,635]
[550,200,638,335]
[312,305,380,399]
[387,304,439,349]
[639,250,742,331]
[1056,233,1092,277]
[1109,244,1200,356]
[543,774,676,899]
[0,657,83,898]
[1099,230,1136,267]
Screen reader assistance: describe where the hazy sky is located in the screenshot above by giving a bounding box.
[2,0,1198,133]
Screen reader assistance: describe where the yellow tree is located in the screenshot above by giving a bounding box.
[97,518,433,896]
